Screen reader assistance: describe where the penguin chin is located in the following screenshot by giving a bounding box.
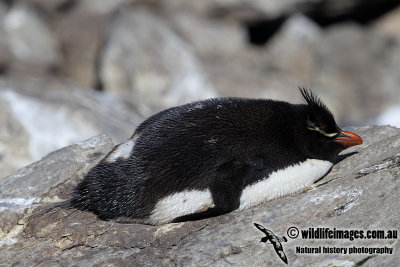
[301,138,338,162]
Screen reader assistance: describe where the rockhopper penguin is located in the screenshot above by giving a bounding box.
[70,88,363,225]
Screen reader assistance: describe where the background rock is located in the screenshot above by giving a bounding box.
[0,95,30,179]
[99,7,217,117]
[4,2,60,71]
[0,78,142,179]
[0,126,399,266]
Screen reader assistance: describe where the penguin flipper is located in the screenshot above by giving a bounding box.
[172,160,250,223]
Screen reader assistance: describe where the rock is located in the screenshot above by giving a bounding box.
[160,0,392,21]
[0,79,142,179]
[267,15,321,83]
[371,8,400,112]
[165,2,400,127]
[78,0,130,15]
[0,125,399,266]
[373,104,400,128]
[169,12,246,58]
[0,134,113,248]
[260,14,400,125]
[160,0,316,18]
[0,134,113,201]
[54,9,107,89]
[28,0,70,12]
[99,7,217,117]
[166,10,298,101]
[0,89,97,161]
[0,94,31,181]
[15,0,113,89]
[166,10,400,127]
[3,2,61,70]
[0,1,11,74]
[373,6,400,40]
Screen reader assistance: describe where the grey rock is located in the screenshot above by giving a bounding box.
[0,134,113,201]
[373,105,400,129]
[169,12,246,58]
[0,1,11,74]
[374,6,400,39]
[0,79,142,179]
[79,0,130,15]
[3,2,61,69]
[31,0,128,15]
[0,134,113,247]
[266,14,321,84]
[258,14,400,125]
[28,0,70,12]
[0,95,31,180]
[19,0,111,88]
[54,9,107,89]
[173,10,399,127]
[161,0,363,19]
[99,7,217,117]
[0,125,399,266]
[167,3,400,127]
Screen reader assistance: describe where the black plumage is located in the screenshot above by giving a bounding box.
[69,88,362,224]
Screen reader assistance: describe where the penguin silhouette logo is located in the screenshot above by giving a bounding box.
[254,223,288,264]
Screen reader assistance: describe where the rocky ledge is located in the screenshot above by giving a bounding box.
[0,125,399,266]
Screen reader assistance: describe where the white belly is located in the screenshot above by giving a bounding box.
[148,159,332,224]
[237,159,333,211]
[149,190,215,225]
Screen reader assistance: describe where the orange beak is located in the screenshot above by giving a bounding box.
[335,130,363,147]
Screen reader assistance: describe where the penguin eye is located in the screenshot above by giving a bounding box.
[306,120,338,138]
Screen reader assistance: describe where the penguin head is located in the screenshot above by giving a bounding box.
[298,88,363,162]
